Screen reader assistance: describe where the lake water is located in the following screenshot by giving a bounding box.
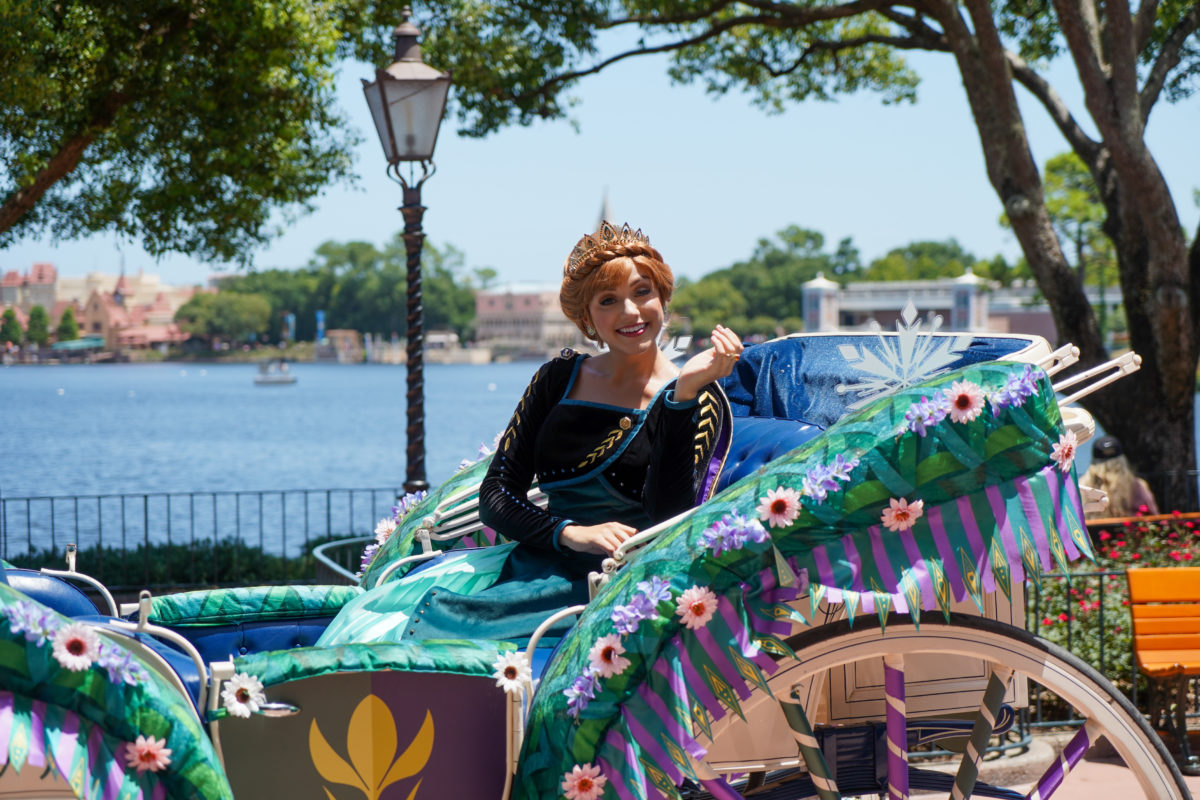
[2,360,1195,560]
[0,361,535,498]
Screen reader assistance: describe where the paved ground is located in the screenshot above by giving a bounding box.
[972,730,1200,799]
[1019,755,1200,799]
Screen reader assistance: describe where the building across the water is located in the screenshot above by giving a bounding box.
[803,270,1118,343]
[473,284,583,358]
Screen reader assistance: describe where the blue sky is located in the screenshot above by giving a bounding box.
[3,50,1198,288]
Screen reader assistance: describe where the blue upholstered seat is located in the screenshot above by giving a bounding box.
[3,567,99,617]
[713,416,823,495]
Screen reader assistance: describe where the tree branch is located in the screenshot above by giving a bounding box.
[1140,2,1200,122]
[514,11,888,104]
[606,0,897,29]
[748,31,942,78]
[601,0,735,29]
[0,91,129,235]
[1104,0,1143,129]
[1006,50,1100,159]
[1132,0,1160,52]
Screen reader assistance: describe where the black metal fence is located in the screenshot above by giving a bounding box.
[0,487,401,588]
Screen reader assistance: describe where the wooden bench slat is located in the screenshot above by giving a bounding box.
[1131,604,1200,619]
[1131,632,1200,650]
[1133,618,1200,635]
[1126,567,1200,603]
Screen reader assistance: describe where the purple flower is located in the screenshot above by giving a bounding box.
[699,517,736,554]
[358,543,380,574]
[391,490,427,520]
[97,645,147,686]
[732,514,770,545]
[903,395,950,437]
[830,454,859,482]
[802,464,838,502]
[990,365,1041,415]
[635,576,672,606]
[610,602,650,635]
[610,579,670,634]
[3,601,59,646]
[564,668,601,719]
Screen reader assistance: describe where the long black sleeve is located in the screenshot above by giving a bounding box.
[478,358,573,552]
[644,384,718,522]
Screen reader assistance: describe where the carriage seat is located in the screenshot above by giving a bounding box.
[3,567,100,617]
[134,584,363,665]
[713,416,823,495]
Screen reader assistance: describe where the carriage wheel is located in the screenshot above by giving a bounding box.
[691,614,1189,799]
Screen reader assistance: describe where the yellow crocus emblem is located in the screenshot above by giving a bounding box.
[309,695,433,800]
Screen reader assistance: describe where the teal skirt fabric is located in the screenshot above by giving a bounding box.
[317,543,601,647]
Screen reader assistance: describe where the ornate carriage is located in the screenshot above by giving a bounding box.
[1,313,1189,800]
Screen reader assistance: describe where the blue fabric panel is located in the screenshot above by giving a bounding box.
[168,617,336,663]
[719,334,1034,428]
[715,416,823,494]
[4,568,98,616]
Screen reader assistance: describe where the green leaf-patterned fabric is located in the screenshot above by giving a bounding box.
[1,583,233,799]
[146,584,363,627]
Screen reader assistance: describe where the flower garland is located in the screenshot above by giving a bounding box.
[901,367,1041,438]
[2,601,147,685]
[357,490,428,578]
[1,599,174,775]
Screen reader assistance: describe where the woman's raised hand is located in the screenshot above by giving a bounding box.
[560,521,636,556]
[674,324,744,401]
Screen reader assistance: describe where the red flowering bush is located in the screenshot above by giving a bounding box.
[1027,507,1200,693]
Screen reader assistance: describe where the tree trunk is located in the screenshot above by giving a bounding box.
[931,0,1198,510]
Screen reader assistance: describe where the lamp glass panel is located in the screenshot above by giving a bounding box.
[362,80,397,163]
[383,79,450,161]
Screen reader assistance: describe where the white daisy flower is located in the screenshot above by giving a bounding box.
[221,672,266,718]
[374,517,398,545]
[51,622,102,671]
[492,651,531,694]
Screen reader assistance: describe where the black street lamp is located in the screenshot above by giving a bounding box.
[362,7,451,494]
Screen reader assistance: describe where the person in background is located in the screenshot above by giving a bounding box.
[1079,435,1159,518]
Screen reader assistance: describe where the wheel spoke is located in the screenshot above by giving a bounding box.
[780,690,843,800]
[951,667,1013,800]
[1023,721,1099,800]
[883,653,909,800]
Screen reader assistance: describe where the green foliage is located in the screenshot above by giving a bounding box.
[174,291,272,344]
[215,237,481,344]
[671,226,847,337]
[0,307,21,345]
[860,239,976,281]
[55,305,79,341]
[24,304,49,346]
[406,1,919,137]
[8,538,324,589]
[0,0,365,262]
[1029,515,1200,693]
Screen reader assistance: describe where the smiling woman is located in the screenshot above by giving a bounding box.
[318,221,743,649]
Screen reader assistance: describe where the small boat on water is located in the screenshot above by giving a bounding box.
[253,358,296,386]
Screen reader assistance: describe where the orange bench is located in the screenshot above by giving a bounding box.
[1126,566,1200,769]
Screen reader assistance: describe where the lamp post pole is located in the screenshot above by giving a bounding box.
[362,7,450,495]
[399,182,428,493]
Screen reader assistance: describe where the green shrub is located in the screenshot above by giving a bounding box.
[1027,511,1200,694]
[7,537,338,589]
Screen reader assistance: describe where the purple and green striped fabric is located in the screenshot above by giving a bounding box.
[514,360,1091,800]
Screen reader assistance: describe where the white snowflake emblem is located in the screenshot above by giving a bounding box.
[835,300,973,409]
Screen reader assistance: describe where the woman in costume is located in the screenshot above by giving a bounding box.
[316,221,741,646]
